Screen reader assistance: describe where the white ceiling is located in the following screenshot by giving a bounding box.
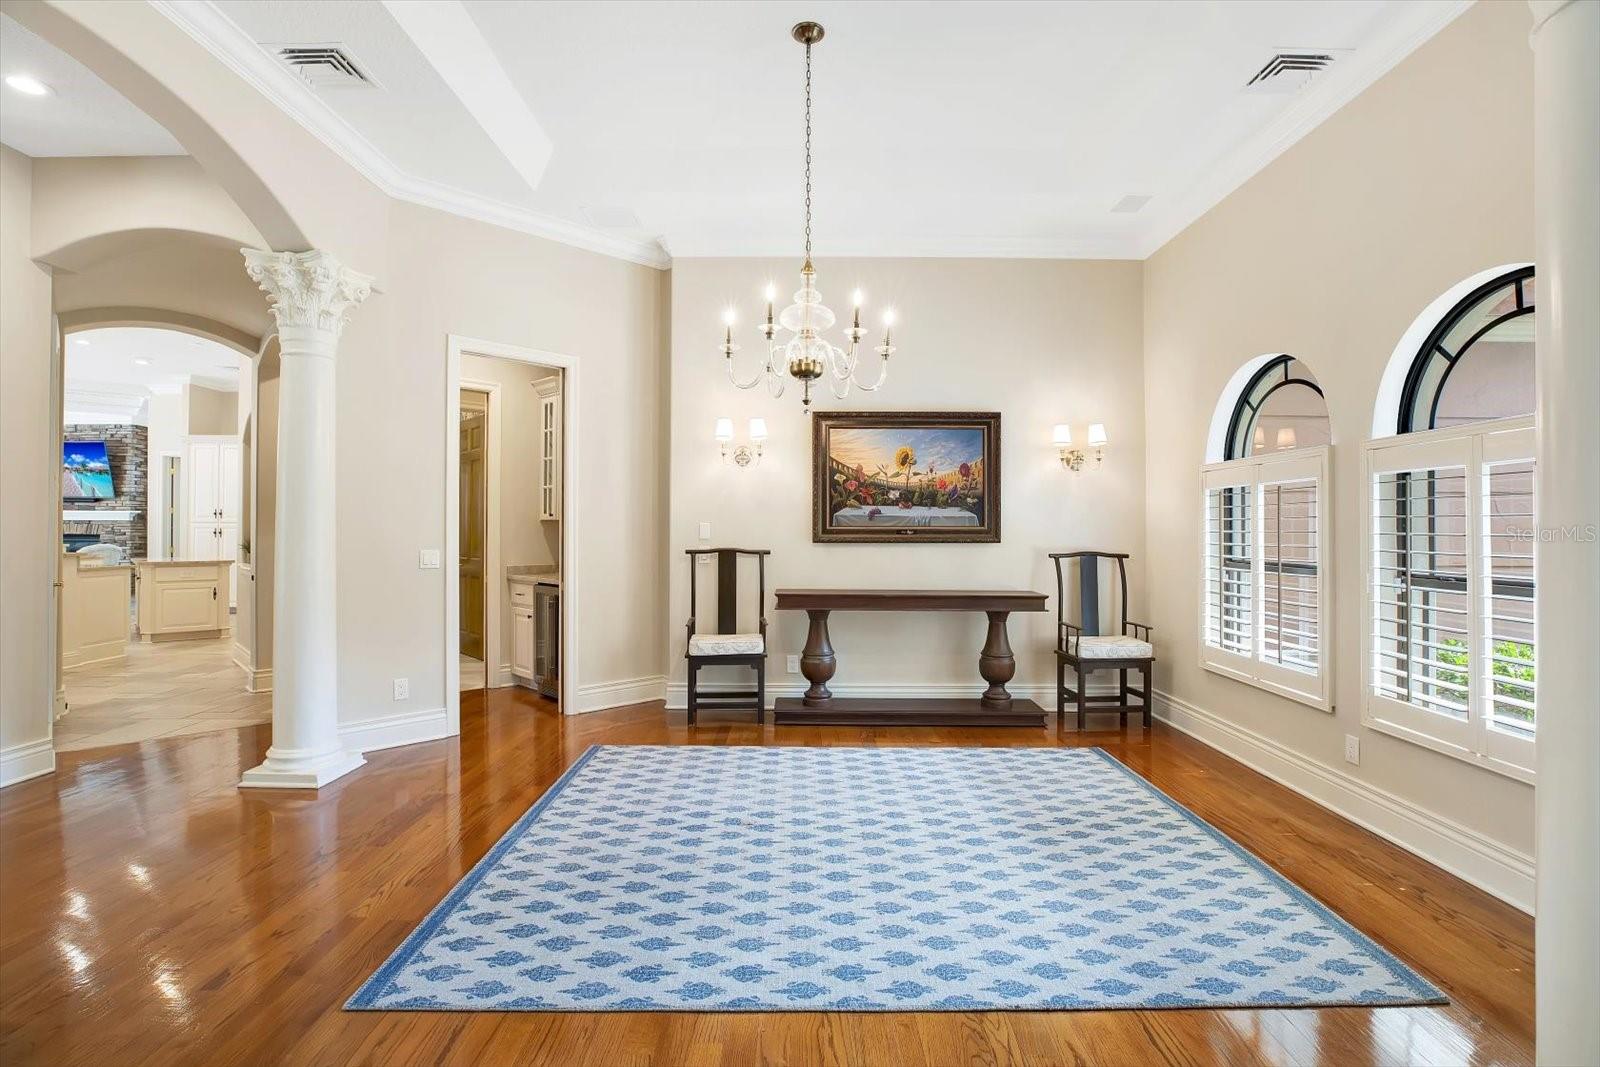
[0,14,185,157]
[67,327,243,395]
[10,1,1470,263]
[172,0,1467,263]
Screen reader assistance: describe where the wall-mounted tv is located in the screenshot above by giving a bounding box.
[63,441,115,501]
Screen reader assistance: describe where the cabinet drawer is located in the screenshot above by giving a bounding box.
[154,565,221,583]
[509,583,534,606]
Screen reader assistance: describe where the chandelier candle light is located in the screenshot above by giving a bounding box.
[719,21,898,412]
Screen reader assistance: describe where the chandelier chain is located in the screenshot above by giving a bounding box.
[803,40,812,264]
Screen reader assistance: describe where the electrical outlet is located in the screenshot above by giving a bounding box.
[786,654,800,674]
[419,548,441,569]
[393,677,410,701]
[1344,734,1360,766]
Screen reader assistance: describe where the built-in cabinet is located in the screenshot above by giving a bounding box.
[536,378,562,522]
[508,573,558,698]
[185,436,241,606]
[135,560,232,641]
[59,553,132,669]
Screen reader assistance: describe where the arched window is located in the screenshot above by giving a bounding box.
[1203,354,1333,711]
[1364,265,1537,782]
[1224,356,1331,460]
[1397,266,1534,433]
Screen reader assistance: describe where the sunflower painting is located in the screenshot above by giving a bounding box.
[812,411,1000,543]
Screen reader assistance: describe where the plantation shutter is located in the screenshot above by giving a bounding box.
[1362,420,1534,781]
[1200,447,1332,708]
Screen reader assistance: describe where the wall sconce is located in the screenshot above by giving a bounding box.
[1053,422,1108,472]
[715,417,767,468]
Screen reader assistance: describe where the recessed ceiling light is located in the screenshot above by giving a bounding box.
[133,358,153,366]
[5,74,52,97]
[1111,194,1153,214]
[72,337,90,347]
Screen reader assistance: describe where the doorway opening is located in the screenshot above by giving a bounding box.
[446,338,577,732]
[55,325,268,752]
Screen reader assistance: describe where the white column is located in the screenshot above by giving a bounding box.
[1530,2,1600,1064]
[238,249,374,790]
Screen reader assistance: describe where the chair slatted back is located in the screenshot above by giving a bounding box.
[687,548,770,638]
[1050,551,1130,638]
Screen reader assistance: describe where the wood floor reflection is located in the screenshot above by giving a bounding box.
[0,689,1533,1066]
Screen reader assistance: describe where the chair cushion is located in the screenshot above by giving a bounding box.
[1076,634,1154,659]
[688,632,765,656]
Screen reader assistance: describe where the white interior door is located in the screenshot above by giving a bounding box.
[187,442,220,525]
[219,442,242,524]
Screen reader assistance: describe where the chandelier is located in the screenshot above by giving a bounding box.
[720,21,897,412]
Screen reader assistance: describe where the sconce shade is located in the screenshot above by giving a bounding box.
[714,417,734,442]
[1276,427,1298,449]
[748,417,769,442]
[1087,423,1108,447]
[1052,424,1072,446]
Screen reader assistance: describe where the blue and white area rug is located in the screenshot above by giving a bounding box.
[348,746,1444,1012]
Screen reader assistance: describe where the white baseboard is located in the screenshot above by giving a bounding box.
[339,707,449,754]
[1153,688,1535,914]
[232,645,273,692]
[1,739,56,788]
[572,674,667,714]
[663,679,1116,710]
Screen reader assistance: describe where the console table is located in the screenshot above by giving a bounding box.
[772,588,1049,726]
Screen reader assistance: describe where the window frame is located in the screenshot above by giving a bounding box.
[1200,445,1333,712]
[1361,416,1536,783]
[1224,354,1328,461]
[1396,266,1535,434]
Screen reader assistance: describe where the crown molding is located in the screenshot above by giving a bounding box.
[154,0,1468,267]
[669,233,1140,261]
[150,0,670,270]
[1131,0,1474,259]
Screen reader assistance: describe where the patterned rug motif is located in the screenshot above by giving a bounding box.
[348,745,1444,1012]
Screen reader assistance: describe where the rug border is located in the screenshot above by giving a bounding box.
[345,744,605,1008]
[346,743,1447,1012]
[1085,747,1446,1005]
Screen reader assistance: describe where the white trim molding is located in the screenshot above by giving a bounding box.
[151,0,669,270]
[1153,688,1535,914]
[339,708,450,755]
[574,675,667,714]
[1,739,57,789]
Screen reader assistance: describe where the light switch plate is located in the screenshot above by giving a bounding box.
[1344,734,1360,766]
[698,522,712,541]
[786,654,800,674]
[419,548,441,569]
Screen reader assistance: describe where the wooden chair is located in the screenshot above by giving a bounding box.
[1050,551,1154,731]
[685,548,770,724]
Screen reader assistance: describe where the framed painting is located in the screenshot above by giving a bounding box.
[812,411,1001,543]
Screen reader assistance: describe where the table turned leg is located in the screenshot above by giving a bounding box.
[979,610,1016,708]
[800,609,836,706]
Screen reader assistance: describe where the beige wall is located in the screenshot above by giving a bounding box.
[0,146,58,775]
[1143,0,1536,862]
[669,258,1145,701]
[186,382,237,436]
[338,202,668,721]
[30,155,264,268]
[461,353,561,682]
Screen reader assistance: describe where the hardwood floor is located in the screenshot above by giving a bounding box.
[0,690,1533,1066]
[55,631,271,752]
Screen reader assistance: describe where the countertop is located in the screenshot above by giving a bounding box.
[132,558,235,568]
[507,565,559,587]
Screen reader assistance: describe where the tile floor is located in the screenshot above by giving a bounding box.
[460,653,486,691]
[55,630,271,752]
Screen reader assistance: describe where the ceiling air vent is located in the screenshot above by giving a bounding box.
[1244,52,1338,94]
[273,45,375,89]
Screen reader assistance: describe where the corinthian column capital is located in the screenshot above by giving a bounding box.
[242,248,375,339]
